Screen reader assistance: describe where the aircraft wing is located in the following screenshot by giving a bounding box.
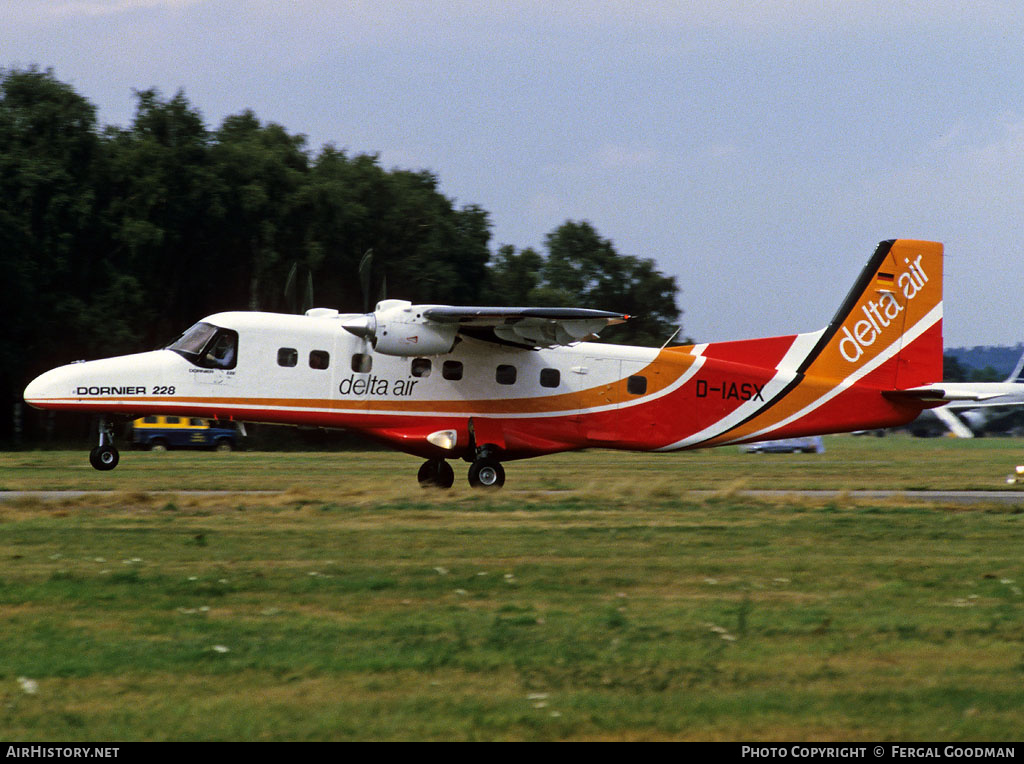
[422,306,629,348]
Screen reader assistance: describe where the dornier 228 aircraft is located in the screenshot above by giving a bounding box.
[25,239,948,488]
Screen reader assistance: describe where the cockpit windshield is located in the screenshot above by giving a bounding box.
[166,322,238,370]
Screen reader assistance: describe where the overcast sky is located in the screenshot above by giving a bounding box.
[6,0,1024,348]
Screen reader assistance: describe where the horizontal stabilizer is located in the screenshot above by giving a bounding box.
[885,386,1004,403]
[888,383,1024,404]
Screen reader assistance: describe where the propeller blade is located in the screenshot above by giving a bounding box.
[284,262,298,313]
[302,270,314,314]
[359,249,373,312]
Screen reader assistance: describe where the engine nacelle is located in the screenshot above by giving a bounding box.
[374,319,457,356]
[360,300,458,357]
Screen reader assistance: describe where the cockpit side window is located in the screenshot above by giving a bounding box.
[166,322,239,370]
[167,322,218,355]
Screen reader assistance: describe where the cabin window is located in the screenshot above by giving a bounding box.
[166,416,180,425]
[442,360,463,380]
[189,418,206,426]
[277,348,298,367]
[143,416,158,424]
[309,350,330,370]
[540,368,560,388]
[352,353,372,373]
[496,364,517,385]
[411,358,432,378]
[627,375,648,395]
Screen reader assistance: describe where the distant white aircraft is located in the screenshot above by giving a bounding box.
[901,351,1024,437]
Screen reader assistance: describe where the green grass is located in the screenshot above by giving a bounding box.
[1,435,1023,740]
[4,432,1024,493]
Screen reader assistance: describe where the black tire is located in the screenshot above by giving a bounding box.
[468,458,505,489]
[89,445,120,471]
[417,459,454,488]
[149,439,169,452]
[215,439,234,452]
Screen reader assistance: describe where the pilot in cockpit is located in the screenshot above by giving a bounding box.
[205,333,236,368]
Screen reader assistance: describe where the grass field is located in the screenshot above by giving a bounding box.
[1,435,1023,740]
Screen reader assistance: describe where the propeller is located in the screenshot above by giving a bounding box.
[344,249,391,356]
[341,249,457,356]
[284,262,315,314]
[358,249,373,313]
[345,249,384,355]
[345,249,390,344]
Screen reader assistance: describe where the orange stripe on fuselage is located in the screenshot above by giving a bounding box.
[39,350,700,419]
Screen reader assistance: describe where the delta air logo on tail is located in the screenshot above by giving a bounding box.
[838,253,930,364]
[801,240,942,397]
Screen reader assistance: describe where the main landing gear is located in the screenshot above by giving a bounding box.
[416,456,506,489]
[89,419,120,471]
[468,457,505,488]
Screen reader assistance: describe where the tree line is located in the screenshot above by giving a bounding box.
[1,67,681,445]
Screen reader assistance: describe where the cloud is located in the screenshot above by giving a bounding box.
[863,116,1024,228]
[297,0,1024,40]
[596,143,659,170]
[22,0,203,20]
[13,0,1024,38]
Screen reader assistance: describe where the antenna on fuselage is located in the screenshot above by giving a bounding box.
[659,326,683,351]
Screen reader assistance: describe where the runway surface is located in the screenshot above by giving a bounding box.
[692,489,1024,505]
[2,489,1024,505]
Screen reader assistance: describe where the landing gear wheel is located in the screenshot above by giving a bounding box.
[89,445,120,471]
[90,417,120,471]
[417,459,455,488]
[468,458,505,489]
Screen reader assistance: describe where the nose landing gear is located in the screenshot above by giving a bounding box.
[89,419,120,471]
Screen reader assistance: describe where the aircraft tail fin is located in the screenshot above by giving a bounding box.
[1006,348,1024,383]
[795,239,943,390]
[671,240,945,449]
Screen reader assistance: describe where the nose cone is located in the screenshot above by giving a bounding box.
[24,350,179,410]
[24,364,78,409]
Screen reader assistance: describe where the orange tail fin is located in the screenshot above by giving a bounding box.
[800,239,943,390]
[693,240,944,447]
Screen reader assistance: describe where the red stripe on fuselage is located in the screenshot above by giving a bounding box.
[672,334,798,368]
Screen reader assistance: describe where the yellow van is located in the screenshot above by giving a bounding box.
[131,416,240,451]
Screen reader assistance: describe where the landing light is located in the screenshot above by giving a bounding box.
[427,429,458,450]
